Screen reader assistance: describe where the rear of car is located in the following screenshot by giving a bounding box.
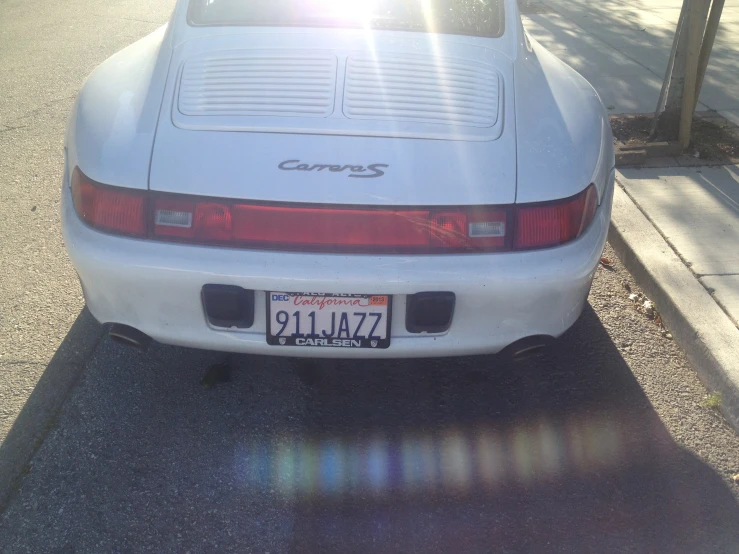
[61,0,615,358]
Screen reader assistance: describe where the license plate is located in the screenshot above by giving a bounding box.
[267,293,391,349]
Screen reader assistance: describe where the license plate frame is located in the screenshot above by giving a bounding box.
[266,292,392,349]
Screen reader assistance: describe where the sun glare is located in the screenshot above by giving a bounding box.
[305,0,380,25]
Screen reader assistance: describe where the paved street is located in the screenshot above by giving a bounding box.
[2,0,739,552]
[0,0,177,467]
[3,245,739,552]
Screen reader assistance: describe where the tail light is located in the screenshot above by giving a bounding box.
[153,201,508,253]
[514,185,598,250]
[71,168,146,237]
[71,167,598,253]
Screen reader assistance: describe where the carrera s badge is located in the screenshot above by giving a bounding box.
[278,160,388,178]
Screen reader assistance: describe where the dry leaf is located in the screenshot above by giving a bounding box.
[600,257,613,267]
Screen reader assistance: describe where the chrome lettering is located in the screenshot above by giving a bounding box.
[278,160,301,170]
[278,160,388,178]
[348,163,388,179]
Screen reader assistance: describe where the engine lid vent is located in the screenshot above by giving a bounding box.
[343,54,500,128]
[171,50,504,141]
[178,54,337,118]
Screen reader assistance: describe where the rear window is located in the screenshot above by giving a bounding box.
[188,0,504,38]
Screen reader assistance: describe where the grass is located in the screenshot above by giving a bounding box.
[702,392,723,410]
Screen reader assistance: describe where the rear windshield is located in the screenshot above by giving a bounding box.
[188,0,504,38]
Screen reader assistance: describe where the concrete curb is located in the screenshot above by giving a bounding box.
[609,183,739,430]
[0,309,104,513]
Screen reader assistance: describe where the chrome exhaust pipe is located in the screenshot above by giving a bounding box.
[500,335,554,361]
[108,324,152,350]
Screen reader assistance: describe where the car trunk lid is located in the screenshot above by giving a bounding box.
[150,31,517,206]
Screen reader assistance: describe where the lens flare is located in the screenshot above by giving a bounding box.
[440,429,472,492]
[304,0,379,26]
[320,440,345,496]
[366,435,390,494]
[297,441,319,495]
[401,435,439,491]
[233,413,627,500]
[275,439,297,495]
[476,428,505,487]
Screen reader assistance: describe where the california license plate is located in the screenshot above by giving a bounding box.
[267,293,391,349]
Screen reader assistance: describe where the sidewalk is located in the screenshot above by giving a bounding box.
[523,0,739,120]
[619,165,739,327]
[523,0,739,426]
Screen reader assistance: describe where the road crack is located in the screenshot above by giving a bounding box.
[88,12,162,25]
[1,95,77,128]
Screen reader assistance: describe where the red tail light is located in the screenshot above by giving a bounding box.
[514,185,598,250]
[72,167,598,253]
[154,202,508,253]
[195,203,232,241]
[71,168,146,237]
[428,211,468,249]
[229,205,432,249]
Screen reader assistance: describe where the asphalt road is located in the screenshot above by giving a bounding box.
[2,1,739,552]
[0,0,176,499]
[2,245,739,553]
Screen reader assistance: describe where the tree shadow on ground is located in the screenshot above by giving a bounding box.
[618,164,739,280]
[524,0,739,114]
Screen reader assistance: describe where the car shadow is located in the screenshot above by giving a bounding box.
[1,305,738,553]
[0,308,104,511]
[276,305,739,553]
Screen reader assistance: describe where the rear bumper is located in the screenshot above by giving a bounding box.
[61,181,613,358]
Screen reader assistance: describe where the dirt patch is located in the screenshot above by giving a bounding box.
[610,113,739,163]
[610,114,653,146]
[692,118,739,160]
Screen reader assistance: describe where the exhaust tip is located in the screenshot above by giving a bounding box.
[499,335,554,362]
[109,324,152,351]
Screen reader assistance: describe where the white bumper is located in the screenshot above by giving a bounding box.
[61,183,613,358]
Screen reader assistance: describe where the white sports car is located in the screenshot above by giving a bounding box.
[62,0,615,358]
